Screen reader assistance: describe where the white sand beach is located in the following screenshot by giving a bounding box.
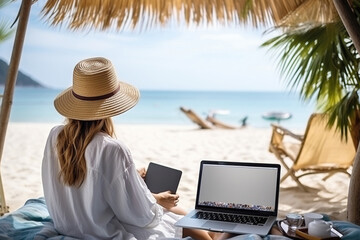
[1,123,351,221]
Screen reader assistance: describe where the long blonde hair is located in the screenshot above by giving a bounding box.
[56,118,115,187]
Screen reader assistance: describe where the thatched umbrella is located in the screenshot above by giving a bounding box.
[1,0,360,224]
[40,0,337,30]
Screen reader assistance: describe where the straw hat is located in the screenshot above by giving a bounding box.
[54,57,140,120]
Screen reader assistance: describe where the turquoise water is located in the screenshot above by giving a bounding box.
[4,87,317,128]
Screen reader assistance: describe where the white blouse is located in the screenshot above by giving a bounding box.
[42,125,182,240]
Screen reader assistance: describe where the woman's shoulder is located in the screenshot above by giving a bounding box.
[95,133,128,150]
[50,125,64,134]
[90,134,134,175]
[46,125,64,142]
[91,133,132,161]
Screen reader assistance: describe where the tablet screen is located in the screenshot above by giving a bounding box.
[145,162,182,194]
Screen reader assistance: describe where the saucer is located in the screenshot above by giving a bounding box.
[296,228,341,240]
[277,220,305,239]
[277,220,342,240]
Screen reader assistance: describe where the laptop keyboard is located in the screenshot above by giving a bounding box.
[192,211,268,226]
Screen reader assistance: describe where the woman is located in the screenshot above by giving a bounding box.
[42,57,227,239]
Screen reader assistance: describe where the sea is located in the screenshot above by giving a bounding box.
[2,87,317,129]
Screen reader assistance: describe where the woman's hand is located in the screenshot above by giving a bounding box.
[153,191,179,210]
[137,167,146,180]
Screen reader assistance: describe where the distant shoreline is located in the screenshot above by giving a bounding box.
[2,88,315,128]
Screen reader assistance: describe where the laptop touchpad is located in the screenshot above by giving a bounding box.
[202,221,236,231]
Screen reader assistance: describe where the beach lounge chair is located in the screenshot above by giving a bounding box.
[269,113,356,190]
[206,116,241,129]
[180,107,214,129]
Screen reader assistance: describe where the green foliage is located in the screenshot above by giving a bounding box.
[0,21,14,42]
[327,90,359,140]
[261,13,360,142]
[0,0,14,43]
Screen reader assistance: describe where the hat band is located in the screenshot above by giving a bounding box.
[72,85,120,101]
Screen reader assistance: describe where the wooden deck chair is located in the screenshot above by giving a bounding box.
[180,107,214,129]
[206,116,239,129]
[269,113,356,190]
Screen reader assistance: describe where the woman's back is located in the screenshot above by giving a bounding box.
[42,125,161,239]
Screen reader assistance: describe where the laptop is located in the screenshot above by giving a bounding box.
[145,162,182,194]
[175,160,281,236]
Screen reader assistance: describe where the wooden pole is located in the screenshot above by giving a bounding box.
[332,0,360,54]
[348,144,360,225]
[0,0,32,215]
[332,0,360,225]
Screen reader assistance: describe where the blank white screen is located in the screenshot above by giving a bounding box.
[198,164,278,210]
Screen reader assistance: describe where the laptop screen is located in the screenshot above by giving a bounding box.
[196,161,280,215]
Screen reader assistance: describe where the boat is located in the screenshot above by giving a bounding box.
[262,111,292,122]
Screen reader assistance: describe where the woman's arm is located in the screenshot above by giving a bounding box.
[137,167,180,210]
[152,191,179,209]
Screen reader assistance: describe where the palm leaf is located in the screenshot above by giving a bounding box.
[0,20,14,42]
[326,90,360,142]
[0,0,14,43]
[262,22,359,106]
[261,17,360,141]
[0,0,10,8]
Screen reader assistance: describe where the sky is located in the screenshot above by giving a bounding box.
[0,0,285,91]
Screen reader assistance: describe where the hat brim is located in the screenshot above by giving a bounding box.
[54,81,140,121]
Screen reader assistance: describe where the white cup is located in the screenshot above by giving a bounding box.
[304,212,323,227]
[308,220,332,238]
[285,213,303,231]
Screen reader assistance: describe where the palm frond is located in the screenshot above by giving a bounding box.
[0,0,14,43]
[326,90,360,142]
[0,20,14,42]
[261,21,359,110]
[0,0,10,8]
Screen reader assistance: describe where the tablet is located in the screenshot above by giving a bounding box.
[145,162,182,194]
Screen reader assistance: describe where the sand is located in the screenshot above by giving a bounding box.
[0,122,351,221]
